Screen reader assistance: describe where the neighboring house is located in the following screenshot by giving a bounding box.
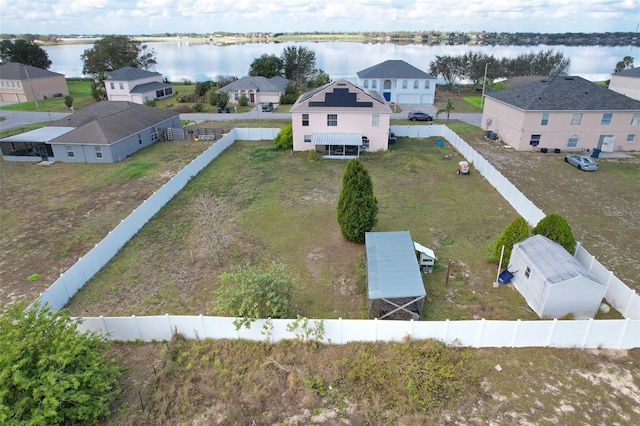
[509,235,605,319]
[105,67,173,104]
[356,59,437,104]
[0,62,69,102]
[609,67,640,101]
[216,75,288,106]
[0,101,180,163]
[482,76,640,152]
[290,79,392,157]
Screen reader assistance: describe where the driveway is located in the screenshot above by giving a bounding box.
[0,110,71,131]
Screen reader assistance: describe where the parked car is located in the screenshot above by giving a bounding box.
[261,102,274,112]
[408,111,433,121]
[564,155,598,171]
[388,131,397,144]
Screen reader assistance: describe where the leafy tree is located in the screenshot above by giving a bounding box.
[493,216,530,263]
[337,159,378,244]
[273,123,293,150]
[436,98,455,122]
[214,262,295,329]
[614,56,634,73]
[0,39,51,69]
[208,90,229,110]
[459,51,500,87]
[194,80,213,98]
[0,303,121,424]
[64,95,73,109]
[214,75,237,88]
[238,94,249,106]
[429,55,464,90]
[248,53,283,77]
[503,50,570,77]
[532,213,577,254]
[281,46,316,83]
[310,69,330,88]
[81,35,157,75]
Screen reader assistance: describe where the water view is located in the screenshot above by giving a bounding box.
[43,41,638,83]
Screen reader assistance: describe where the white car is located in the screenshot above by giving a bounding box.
[564,155,598,171]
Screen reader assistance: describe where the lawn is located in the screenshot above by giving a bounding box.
[0,79,97,112]
[434,86,483,113]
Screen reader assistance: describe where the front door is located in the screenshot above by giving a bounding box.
[36,144,49,161]
[250,93,255,103]
[383,92,391,101]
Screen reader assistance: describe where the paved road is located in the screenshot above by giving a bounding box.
[0,110,71,131]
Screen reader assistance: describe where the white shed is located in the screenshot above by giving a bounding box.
[413,241,437,273]
[510,235,605,319]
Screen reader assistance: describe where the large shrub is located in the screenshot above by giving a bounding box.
[493,216,530,263]
[337,159,378,244]
[208,90,229,110]
[532,212,577,254]
[273,124,293,150]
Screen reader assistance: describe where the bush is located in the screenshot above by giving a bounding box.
[532,213,577,254]
[238,94,249,106]
[172,104,191,113]
[208,91,229,110]
[64,95,73,108]
[493,216,530,264]
[280,92,299,104]
[273,124,293,150]
[144,99,156,107]
[191,102,204,112]
[337,159,378,243]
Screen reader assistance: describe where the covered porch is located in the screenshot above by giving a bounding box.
[312,133,364,159]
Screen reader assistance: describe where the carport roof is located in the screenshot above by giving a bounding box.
[311,133,362,145]
[0,126,74,143]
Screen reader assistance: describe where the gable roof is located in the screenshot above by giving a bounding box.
[0,62,65,79]
[513,235,602,286]
[290,79,391,113]
[105,67,161,81]
[49,101,178,145]
[216,76,289,94]
[612,67,640,78]
[485,76,640,111]
[357,59,435,79]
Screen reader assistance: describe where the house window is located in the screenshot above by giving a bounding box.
[627,134,636,142]
[302,114,309,126]
[425,80,430,89]
[65,145,75,158]
[383,80,391,90]
[541,113,549,126]
[327,114,337,127]
[16,81,21,88]
[570,113,582,125]
[363,80,368,88]
[138,134,143,144]
[402,80,408,89]
[304,135,312,143]
[372,114,379,127]
[413,80,419,89]
[156,89,164,98]
[372,80,377,89]
[151,131,159,142]
[0,81,4,87]
[631,113,640,126]
[529,134,541,147]
[119,82,124,90]
[110,82,114,89]
[525,266,531,279]
[600,113,613,125]
[95,146,103,159]
[165,87,173,95]
[11,81,15,87]
[567,135,579,148]
[361,136,369,150]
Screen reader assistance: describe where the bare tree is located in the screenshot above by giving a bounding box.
[191,195,234,266]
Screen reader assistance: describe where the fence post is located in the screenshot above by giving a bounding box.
[617,318,630,349]
[339,317,343,344]
[133,315,142,341]
[100,315,109,336]
[546,319,558,346]
[511,319,521,347]
[476,318,485,348]
[200,314,206,339]
[444,319,450,343]
[374,318,378,342]
[581,318,593,348]
[166,314,172,336]
[623,291,637,318]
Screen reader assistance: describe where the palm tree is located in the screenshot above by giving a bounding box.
[436,97,455,122]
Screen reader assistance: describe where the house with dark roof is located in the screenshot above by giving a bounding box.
[356,59,437,104]
[0,102,180,163]
[609,67,640,101]
[482,76,640,152]
[290,79,392,157]
[105,67,173,104]
[0,62,69,103]
[216,75,289,106]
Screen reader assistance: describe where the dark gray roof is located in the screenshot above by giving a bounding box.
[291,79,390,113]
[357,59,435,79]
[216,75,289,94]
[106,67,161,81]
[0,62,65,79]
[49,101,178,145]
[130,81,172,93]
[486,76,640,111]
[613,67,640,78]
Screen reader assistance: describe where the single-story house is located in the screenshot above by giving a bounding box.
[216,75,288,106]
[105,67,173,104]
[0,101,180,163]
[609,67,640,101]
[356,59,437,104]
[0,62,69,102]
[290,79,392,157]
[482,75,640,152]
[365,231,426,320]
[509,235,606,319]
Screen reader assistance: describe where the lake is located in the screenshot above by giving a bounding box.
[43,41,639,83]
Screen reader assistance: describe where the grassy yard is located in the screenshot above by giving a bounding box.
[434,86,483,113]
[0,79,97,112]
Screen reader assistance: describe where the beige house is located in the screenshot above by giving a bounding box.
[290,79,392,157]
[609,67,640,101]
[0,62,69,103]
[215,76,288,106]
[105,67,173,104]
[482,76,640,152]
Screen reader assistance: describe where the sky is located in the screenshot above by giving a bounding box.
[0,0,639,35]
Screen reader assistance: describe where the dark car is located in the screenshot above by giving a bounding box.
[261,102,274,112]
[408,110,433,121]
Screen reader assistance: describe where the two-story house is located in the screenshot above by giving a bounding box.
[0,62,69,103]
[482,76,640,152]
[609,67,640,101]
[104,67,173,104]
[290,79,392,157]
[356,59,437,104]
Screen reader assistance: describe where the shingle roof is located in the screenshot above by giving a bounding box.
[357,59,435,79]
[105,66,161,81]
[216,76,289,94]
[486,76,640,111]
[290,79,390,114]
[612,67,640,78]
[49,101,178,145]
[129,81,172,93]
[0,62,65,79]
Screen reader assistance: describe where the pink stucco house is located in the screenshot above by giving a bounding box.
[482,76,640,152]
[290,79,392,157]
[105,67,173,104]
[609,67,640,101]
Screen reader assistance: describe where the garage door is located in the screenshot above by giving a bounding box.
[420,94,434,104]
[397,94,421,104]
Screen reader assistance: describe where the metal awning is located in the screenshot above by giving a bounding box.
[311,133,362,146]
[0,126,74,143]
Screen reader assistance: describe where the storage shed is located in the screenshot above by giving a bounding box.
[413,241,437,273]
[365,231,426,320]
[510,235,605,319]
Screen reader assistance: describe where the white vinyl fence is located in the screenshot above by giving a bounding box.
[29,126,638,348]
